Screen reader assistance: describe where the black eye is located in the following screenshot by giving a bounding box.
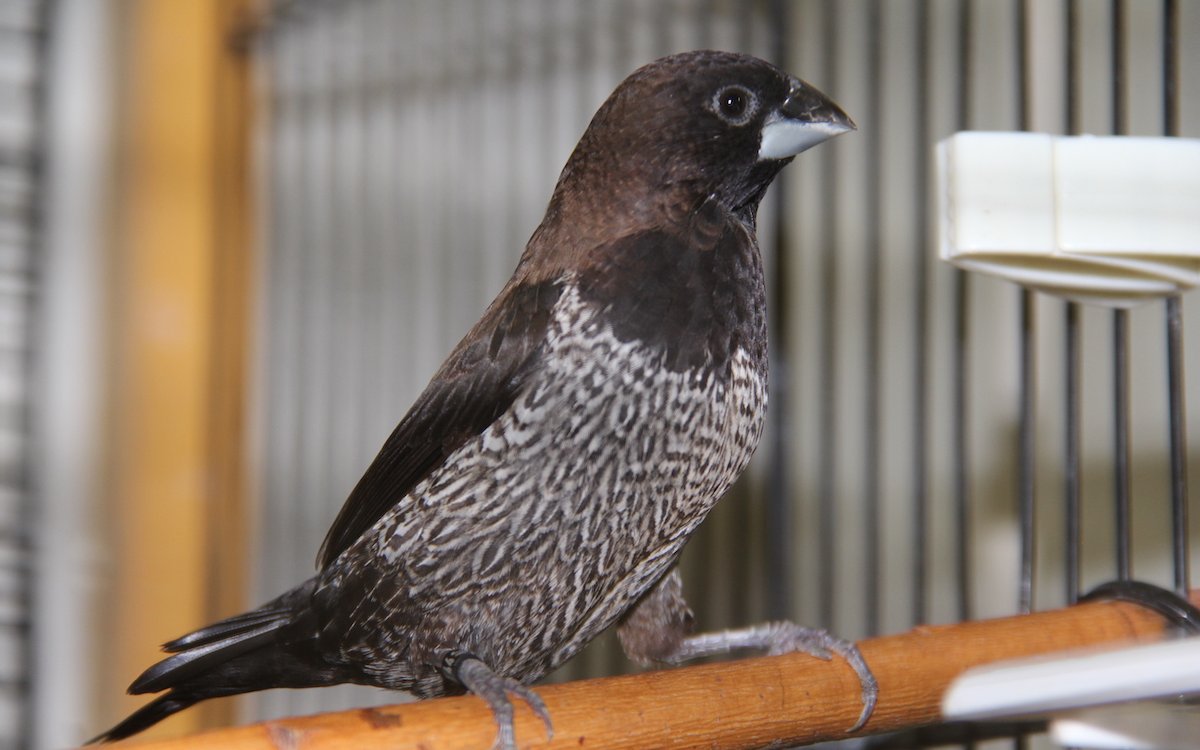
[712,86,756,125]
[720,89,746,116]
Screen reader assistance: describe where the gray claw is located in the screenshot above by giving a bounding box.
[455,655,554,749]
[508,681,554,741]
[817,631,877,732]
[766,623,878,732]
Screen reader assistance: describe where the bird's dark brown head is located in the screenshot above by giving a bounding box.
[544,50,854,239]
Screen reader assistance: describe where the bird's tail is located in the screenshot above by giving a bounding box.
[91,579,340,743]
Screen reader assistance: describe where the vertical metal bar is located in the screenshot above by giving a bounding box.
[369,0,399,427]
[257,6,313,720]
[650,0,670,55]
[1113,309,1132,580]
[1011,41,1039,750]
[765,0,792,623]
[1065,303,1083,601]
[1017,289,1036,616]
[697,0,716,51]
[1166,295,1189,592]
[613,0,631,79]
[575,0,595,117]
[736,0,754,54]
[1015,0,1036,617]
[1064,0,1083,605]
[21,2,53,746]
[1111,0,1127,134]
[500,0,523,278]
[335,3,367,568]
[258,8,303,721]
[862,0,883,637]
[300,7,337,717]
[263,0,294,627]
[409,1,439,375]
[1065,0,1080,134]
[953,0,974,625]
[1111,0,1132,582]
[1163,0,1178,138]
[816,0,839,631]
[1161,0,1190,597]
[34,0,120,740]
[1015,0,1030,131]
[953,281,971,619]
[911,0,931,628]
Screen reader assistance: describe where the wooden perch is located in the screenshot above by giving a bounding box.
[109,593,1194,750]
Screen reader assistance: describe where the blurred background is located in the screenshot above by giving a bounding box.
[4,0,1199,748]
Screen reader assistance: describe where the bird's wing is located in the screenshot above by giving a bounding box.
[316,278,564,568]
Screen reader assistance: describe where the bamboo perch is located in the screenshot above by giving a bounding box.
[108,593,1196,750]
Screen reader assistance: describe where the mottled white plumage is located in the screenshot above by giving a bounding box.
[324,280,767,694]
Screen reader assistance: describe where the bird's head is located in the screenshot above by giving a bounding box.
[550,50,855,228]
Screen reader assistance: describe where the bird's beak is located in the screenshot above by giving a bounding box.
[758,81,856,161]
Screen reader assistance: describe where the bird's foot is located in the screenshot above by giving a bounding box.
[762,622,877,732]
[452,654,553,750]
[669,621,878,733]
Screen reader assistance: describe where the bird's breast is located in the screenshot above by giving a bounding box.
[341,281,767,687]
[460,282,768,672]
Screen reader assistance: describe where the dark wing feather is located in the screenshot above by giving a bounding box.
[316,278,563,568]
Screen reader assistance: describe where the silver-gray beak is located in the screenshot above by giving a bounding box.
[758,81,856,161]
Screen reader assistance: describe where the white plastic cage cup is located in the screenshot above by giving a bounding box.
[936,131,1200,308]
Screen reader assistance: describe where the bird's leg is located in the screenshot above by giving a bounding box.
[443,651,553,750]
[616,568,696,665]
[664,621,878,731]
[617,569,878,733]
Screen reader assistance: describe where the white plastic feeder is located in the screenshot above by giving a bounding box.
[936,131,1200,307]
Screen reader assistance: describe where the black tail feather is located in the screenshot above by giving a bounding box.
[131,617,290,694]
[88,690,207,744]
[94,580,334,743]
[161,607,293,652]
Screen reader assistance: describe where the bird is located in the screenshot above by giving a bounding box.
[94,49,873,749]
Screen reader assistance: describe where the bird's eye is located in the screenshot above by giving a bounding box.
[712,86,756,125]
[721,90,746,116]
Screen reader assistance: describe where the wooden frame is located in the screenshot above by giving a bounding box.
[102,0,257,737]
